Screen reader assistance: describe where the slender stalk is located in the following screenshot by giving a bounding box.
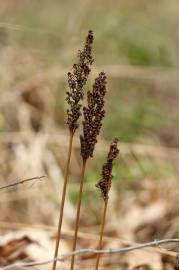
[52,131,74,270]
[70,158,87,270]
[95,199,108,270]
[95,139,119,270]
[0,176,45,190]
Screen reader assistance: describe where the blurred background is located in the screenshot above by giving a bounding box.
[0,0,179,269]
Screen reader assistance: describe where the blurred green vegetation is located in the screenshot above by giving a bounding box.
[4,0,179,66]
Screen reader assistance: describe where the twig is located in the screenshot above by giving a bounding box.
[3,238,179,269]
[0,176,46,191]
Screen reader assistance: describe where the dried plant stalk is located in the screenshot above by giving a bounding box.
[52,30,93,270]
[70,159,86,270]
[52,132,73,270]
[0,176,45,191]
[95,138,119,270]
[95,200,108,270]
[70,72,107,270]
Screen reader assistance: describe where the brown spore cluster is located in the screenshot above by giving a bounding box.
[66,30,94,133]
[80,72,107,160]
[96,138,119,202]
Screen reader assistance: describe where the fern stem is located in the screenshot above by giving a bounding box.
[70,159,87,270]
[95,199,108,270]
[52,131,74,270]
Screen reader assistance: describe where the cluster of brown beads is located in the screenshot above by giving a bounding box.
[80,72,107,160]
[96,138,119,202]
[66,30,94,133]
